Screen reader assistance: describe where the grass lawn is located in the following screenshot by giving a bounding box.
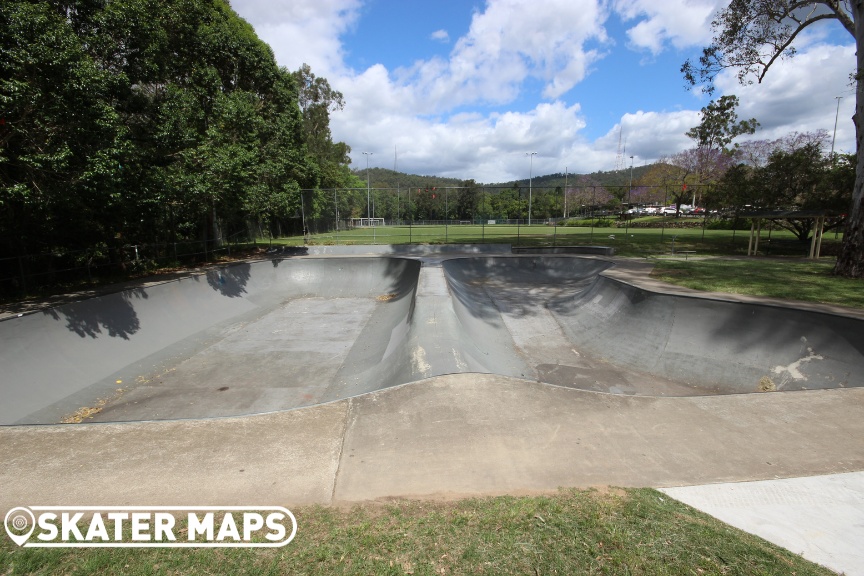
[651,258,864,310]
[0,488,835,575]
[266,223,784,258]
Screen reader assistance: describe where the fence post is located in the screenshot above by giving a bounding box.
[17,254,27,296]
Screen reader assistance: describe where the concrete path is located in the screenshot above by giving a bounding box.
[662,472,864,576]
[2,374,862,509]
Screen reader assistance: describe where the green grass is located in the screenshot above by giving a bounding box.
[0,489,835,575]
[652,258,864,309]
[270,224,798,258]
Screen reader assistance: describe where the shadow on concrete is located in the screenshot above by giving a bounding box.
[443,256,612,322]
[41,288,147,340]
[205,263,251,298]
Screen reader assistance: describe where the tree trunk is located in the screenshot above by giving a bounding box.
[834,2,864,277]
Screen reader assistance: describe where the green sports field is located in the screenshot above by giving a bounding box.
[268,223,832,259]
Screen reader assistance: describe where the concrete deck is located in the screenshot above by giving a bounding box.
[2,375,862,508]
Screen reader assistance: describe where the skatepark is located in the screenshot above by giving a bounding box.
[1,246,863,573]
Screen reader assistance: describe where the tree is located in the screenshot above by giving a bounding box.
[713,136,854,239]
[1,1,128,262]
[757,142,832,240]
[0,0,326,293]
[291,63,354,190]
[455,179,480,220]
[687,96,758,148]
[562,175,615,216]
[646,151,733,214]
[682,0,863,277]
[686,95,758,187]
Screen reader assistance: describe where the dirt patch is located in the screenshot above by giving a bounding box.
[758,376,777,392]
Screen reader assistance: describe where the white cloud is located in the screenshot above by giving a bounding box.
[430,29,450,43]
[612,0,723,54]
[228,0,857,182]
[716,42,856,154]
[334,100,594,182]
[443,0,609,101]
[605,109,700,162]
[230,0,361,78]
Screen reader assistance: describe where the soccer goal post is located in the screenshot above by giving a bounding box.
[350,217,385,228]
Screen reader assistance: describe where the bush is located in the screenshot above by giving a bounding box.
[561,218,615,227]
[704,218,752,230]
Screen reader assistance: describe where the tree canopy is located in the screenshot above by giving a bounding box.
[711,133,854,240]
[0,0,353,293]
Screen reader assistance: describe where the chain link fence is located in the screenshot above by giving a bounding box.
[1,184,844,298]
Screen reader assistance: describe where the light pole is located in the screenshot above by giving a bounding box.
[564,166,568,219]
[527,152,537,225]
[362,152,373,221]
[625,156,634,235]
[831,96,842,162]
[628,155,634,197]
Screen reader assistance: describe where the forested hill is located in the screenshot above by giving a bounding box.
[354,165,656,190]
[352,168,464,190]
[485,165,653,189]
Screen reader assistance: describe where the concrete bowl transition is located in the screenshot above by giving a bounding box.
[1,252,863,425]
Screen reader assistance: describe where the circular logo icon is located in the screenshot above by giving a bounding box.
[4,507,35,546]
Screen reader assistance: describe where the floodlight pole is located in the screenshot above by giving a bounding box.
[628,156,634,197]
[362,152,373,221]
[527,152,537,225]
[564,166,568,218]
[625,156,633,235]
[831,96,842,163]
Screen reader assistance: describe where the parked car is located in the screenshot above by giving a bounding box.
[692,207,705,215]
[662,206,678,215]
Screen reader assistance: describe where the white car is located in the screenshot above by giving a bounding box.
[662,206,678,215]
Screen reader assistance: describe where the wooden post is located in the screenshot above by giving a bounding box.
[748,219,755,255]
[753,219,762,254]
[815,216,825,258]
[808,218,819,259]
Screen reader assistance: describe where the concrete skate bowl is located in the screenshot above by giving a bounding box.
[444,257,864,396]
[1,254,862,425]
[0,257,420,425]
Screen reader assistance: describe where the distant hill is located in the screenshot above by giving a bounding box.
[487,165,653,189]
[351,168,464,190]
[353,165,653,190]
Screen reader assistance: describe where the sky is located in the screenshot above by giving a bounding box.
[228,0,857,183]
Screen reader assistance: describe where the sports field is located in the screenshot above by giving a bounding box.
[271,222,831,258]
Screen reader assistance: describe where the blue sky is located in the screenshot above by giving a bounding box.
[230,0,856,182]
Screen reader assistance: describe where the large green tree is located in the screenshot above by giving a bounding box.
[1,1,128,264]
[682,0,863,277]
[712,136,854,239]
[291,63,354,191]
[0,0,333,293]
